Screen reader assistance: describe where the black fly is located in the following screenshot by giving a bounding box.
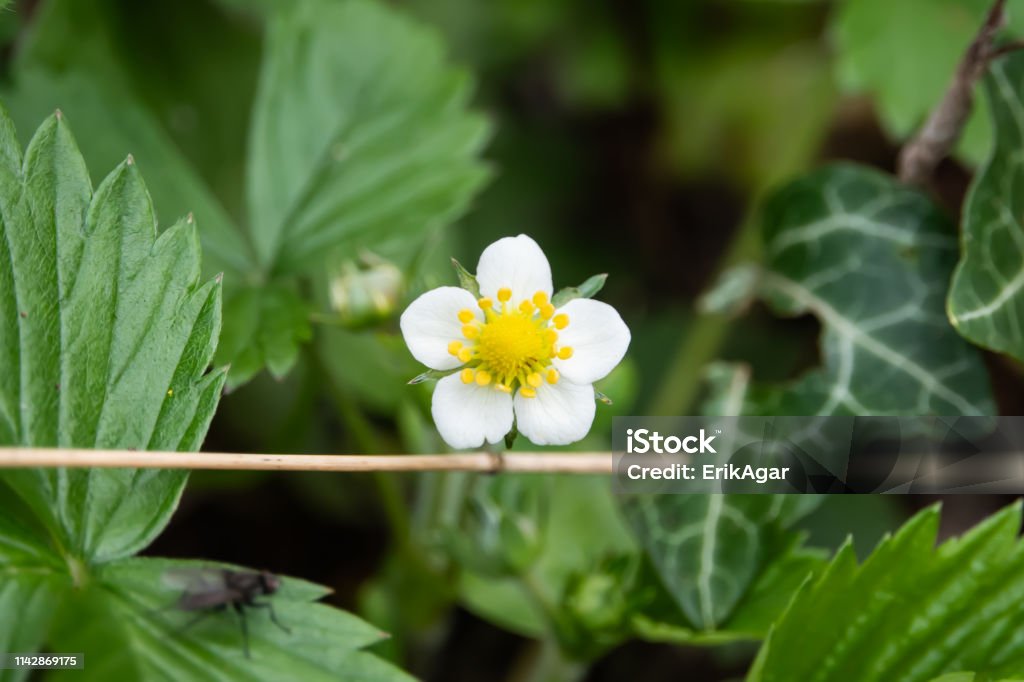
[163,567,291,657]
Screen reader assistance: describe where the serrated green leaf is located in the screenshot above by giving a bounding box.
[948,52,1024,359]
[247,0,491,274]
[0,107,224,562]
[9,0,256,276]
[749,503,1024,681]
[3,3,293,389]
[1,68,253,279]
[551,273,608,308]
[46,557,412,682]
[751,163,992,416]
[12,0,491,388]
[831,0,1024,165]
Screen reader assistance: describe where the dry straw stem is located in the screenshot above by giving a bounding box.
[0,448,613,474]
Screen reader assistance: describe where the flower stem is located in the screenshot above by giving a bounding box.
[648,211,761,416]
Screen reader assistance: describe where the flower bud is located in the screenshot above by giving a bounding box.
[329,254,403,324]
[559,553,648,657]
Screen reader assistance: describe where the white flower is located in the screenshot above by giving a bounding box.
[400,234,631,448]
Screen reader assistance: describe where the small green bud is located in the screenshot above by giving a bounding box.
[329,253,403,324]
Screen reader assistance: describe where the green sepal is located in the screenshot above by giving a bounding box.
[504,423,518,450]
[552,273,608,308]
[407,368,459,385]
[451,258,481,298]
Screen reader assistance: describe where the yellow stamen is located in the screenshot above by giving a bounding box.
[447,283,571,396]
[475,313,546,380]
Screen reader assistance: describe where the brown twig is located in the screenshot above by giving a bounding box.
[0,448,613,473]
[987,38,1024,61]
[898,0,1008,186]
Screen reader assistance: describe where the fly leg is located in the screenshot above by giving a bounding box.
[232,603,251,659]
[251,601,291,634]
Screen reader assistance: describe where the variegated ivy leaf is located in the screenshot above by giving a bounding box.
[625,162,993,635]
[623,361,822,633]
[948,52,1024,361]
[622,493,819,633]
[752,163,992,416]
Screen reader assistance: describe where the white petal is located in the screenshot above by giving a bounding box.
[400,286,480,370]
[476,234,553,304]
[514,380,595,446]
[432,374,515,449]
[552,299,630,384]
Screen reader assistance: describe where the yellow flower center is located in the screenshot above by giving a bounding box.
[449,288,572,397]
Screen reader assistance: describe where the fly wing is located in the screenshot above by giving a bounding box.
[162,566,228,592]
[162,566,242,610]
[177,589,235,611]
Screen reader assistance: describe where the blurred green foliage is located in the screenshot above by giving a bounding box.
[2,0,1021,679]
[834,0,1024,164]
